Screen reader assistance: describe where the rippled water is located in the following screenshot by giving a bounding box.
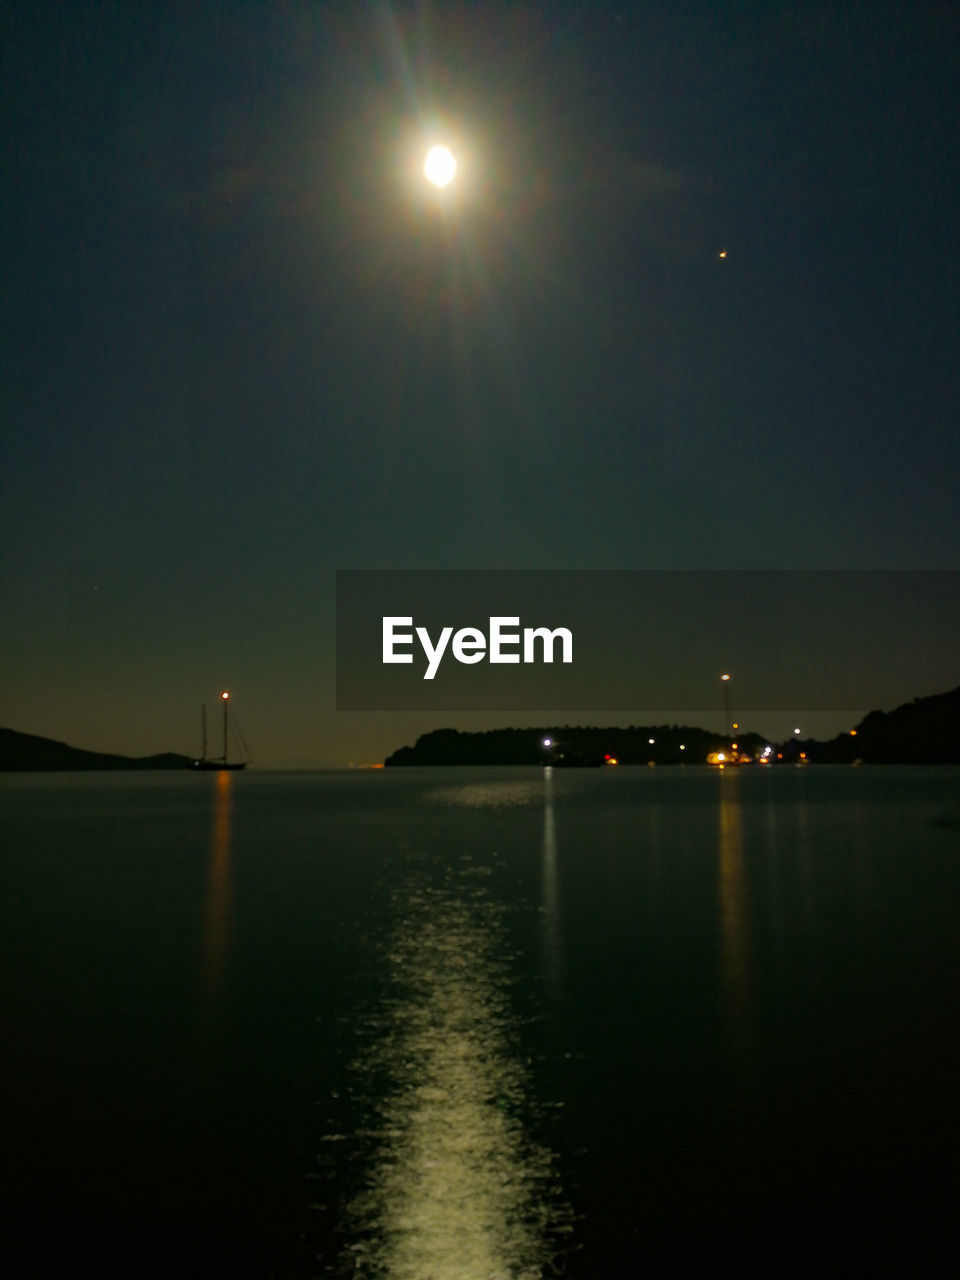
[2,766,959,1277]
[335,865,570,1279]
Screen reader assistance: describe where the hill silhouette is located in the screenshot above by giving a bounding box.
[0,727,192,772]
[785,685,960,765]
[384,685,960,766]
[385,723,764,767]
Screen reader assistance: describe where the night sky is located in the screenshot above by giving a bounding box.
[3,1,958,765]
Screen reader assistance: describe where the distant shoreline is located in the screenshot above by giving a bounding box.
[384,686,960,767]
[3,682,958,770]
[0,727,193,773]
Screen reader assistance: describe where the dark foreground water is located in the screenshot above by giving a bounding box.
[2,765,959,1278]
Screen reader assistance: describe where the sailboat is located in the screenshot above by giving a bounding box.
[191,692,248,771]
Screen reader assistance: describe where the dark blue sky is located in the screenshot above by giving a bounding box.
[3,1,958,764]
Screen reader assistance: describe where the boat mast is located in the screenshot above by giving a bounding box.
[201,705,207,762]
[221,691,230,764]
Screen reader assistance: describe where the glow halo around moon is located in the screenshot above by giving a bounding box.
[424,145,456,187]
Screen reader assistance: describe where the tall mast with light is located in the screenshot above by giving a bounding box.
[221,691,230,764]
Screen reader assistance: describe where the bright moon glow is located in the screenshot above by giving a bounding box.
[424,145,456,187]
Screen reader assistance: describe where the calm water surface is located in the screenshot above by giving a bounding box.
[2,766,959,1277]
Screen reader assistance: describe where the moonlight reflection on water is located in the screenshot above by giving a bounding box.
[334,856,571,1278]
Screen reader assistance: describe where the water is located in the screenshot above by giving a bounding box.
[2,766,959,1277]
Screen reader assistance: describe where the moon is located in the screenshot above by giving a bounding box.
[424,145,456,188]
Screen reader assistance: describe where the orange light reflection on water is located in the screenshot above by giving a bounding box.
[203,770,234,1002]
[718,772,756,1095]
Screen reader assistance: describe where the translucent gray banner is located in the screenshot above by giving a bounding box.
[336,570,959,713]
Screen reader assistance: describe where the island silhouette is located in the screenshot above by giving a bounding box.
[0,728,192,772]
[384,685,960,767]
